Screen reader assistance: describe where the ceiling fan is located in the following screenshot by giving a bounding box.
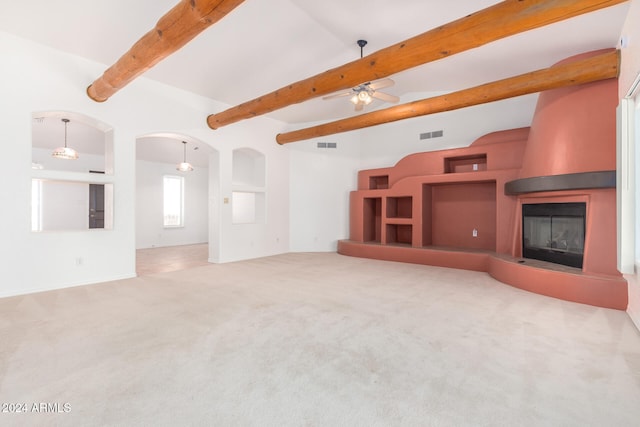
[322,40,400,111]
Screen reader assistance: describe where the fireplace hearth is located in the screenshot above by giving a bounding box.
[522,203,586,268]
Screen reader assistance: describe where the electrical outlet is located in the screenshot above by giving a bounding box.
[472,229,478,237]
[75,257,84,266]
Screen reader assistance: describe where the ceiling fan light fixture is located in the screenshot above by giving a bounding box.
[176,141,194,172]
[324,40,396,111]
[350,90,373,105]
[359,91,372,104]
[52,118,79,160]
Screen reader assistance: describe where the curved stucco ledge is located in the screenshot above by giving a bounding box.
[487,255,627,310]
[338,240,628,310]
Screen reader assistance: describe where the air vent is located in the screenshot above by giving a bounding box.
[317,142,337,148]
[420,130,444,140]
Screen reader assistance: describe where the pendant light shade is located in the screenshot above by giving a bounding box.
[52,118,79,160]
[177,141,193,172]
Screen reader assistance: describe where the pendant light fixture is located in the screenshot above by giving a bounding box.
[176,141,193,172]
[51,118,79,160]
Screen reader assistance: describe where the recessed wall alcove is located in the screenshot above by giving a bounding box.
[339,49,627,310]
[426,182,496,251]
[232,148,266,224]
[31,111,114,232]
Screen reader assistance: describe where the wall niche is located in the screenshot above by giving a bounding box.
[31,111,114,232]
[232,148,266,224]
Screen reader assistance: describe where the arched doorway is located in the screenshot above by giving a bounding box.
[135,133,218,275]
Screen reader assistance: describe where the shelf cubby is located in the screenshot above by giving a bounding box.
[444,154,487,173]
[386,196,412,218]
[369,175,389,190]
[386,224,413,245]
[363,197,382,243]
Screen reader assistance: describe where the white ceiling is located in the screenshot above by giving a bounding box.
[1,0,631,162]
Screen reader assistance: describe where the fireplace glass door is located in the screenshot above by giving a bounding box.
[522,203,586,268]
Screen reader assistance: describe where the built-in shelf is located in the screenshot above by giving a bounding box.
[444,154,487,173]
[363,197,382,243]
[386,224,412,245]
[385,218,413,225]
[343,82,626,309]
[369,175,389,190]
[386,196,412,218]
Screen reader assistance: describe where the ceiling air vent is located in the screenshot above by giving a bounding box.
[420,130,444,140]
[317,142,337,148]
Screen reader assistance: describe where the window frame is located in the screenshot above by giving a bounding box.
[163,175,185,228]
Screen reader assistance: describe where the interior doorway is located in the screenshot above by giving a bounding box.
[89,184,105,229]
[135,134,217,276]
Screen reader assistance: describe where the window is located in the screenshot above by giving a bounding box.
[163,175,184,227]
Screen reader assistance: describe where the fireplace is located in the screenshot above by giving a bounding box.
[522,203,586,268]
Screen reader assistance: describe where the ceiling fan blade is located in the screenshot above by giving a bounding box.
[372,91,399,103]
[323,91,353,100]
[368,78,395,91]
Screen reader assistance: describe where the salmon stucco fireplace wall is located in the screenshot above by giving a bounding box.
[338,50,628,310]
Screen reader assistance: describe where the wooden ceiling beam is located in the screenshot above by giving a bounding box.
[207,0,627,129]
[87,0,245,102]
[275,49,620,144]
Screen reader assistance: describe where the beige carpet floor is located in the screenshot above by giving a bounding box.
[1,252,639,426]
[136,243,209,276]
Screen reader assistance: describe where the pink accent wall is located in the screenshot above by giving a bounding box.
[520,50,618,179]
[340,50,626,310]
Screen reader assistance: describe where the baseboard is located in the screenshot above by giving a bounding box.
[625,270,640,333]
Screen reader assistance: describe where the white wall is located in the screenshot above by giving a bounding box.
[136,160,209,249]
[288,131,361,252]
[0,31,290,297]
[211,126,290,263]
[618,0,640,330]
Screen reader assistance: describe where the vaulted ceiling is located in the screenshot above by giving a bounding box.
[1,1,631,163]
[1,0,629,124]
